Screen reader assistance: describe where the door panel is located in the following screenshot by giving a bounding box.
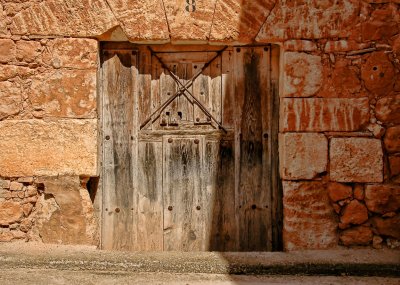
[101,43,281,252]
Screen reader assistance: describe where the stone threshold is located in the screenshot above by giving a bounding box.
[0,242,399,277]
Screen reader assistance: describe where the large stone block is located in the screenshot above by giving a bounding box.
[0,39,16,63]
[330,138,383,183]
[10,0,117,37]
[30,69,97,119]
[210,0,275,43]
[279,133,328,180]
[0,81,22,120]
[384,126,400,153]
[16,41,42,63]
[256,0,360,41]
[43,38,98,69]
[283,181,337,250]
[365,184,400,214]
[339,226,373,246]
[106,0,169,41]
[340,200,368,225]
[283,52,323,97]
[0,119,97,177]
[370,215,400,240]
[0,201,23,226]
[31,176,98,245]
[376,95,400,125]
[281,98,370,132]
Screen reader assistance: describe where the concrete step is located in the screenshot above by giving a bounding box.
[0,242,399,277]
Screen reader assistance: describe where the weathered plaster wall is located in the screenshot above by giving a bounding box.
[0,0,399,249]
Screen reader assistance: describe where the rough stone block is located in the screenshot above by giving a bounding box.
[376,95,400,125]
[9,182,23,191]
[210,0,275,43]
[16,40,41,63]
[330,138,383,183]
[281,98,370,132]
[340,226,373,246]
[283,52,322,97]
[43,38,98,69]
[365,184,400,214]
[389,156,400,182]
[0,201,23,226]
[279,133,328,180]
[362,6,399,41]
[0,81,22,120]
[0,39,16,63]
[327,182,352,202]
[283,181,337,250]
[283,40,317,52]
[324,40,368,53]
[340,200,369,225]
[370,215,400,240]
[0,119,97,177]
[361,52,395,96]
[30,69,96,119]
[384,126,400,154]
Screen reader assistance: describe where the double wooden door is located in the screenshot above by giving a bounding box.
[101,43,281,251]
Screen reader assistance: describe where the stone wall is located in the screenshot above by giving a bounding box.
[0,0,399,250]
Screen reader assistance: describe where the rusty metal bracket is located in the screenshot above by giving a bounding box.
[140,46,228,133]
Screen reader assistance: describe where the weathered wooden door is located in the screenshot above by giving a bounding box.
[101,43,281,251]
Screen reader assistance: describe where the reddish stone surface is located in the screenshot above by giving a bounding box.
[283,52,322,97]
[365,184,400,214]
[361,52,396,96]
[0,81,22,120]
[370,215,400,240]
[327,183,352,202]
[0,201,23,226]
[324,40,368,53]
[281,98,370,132]
[362,5,399,41]
[279,133,328,180]
[340,200,369,225]
[283,181,337,250]
[16,41,41,63]
[210,0,275,43]
[384,126,400,153]
[375,95,400,125]
[330,138,383,183]
[389,156,400,182]
[283,40,317,52]
[353,185,365,201]
[339,226,373,246]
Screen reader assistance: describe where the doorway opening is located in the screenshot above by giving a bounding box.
[99,43,281,251]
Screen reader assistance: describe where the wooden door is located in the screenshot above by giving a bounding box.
[101,43,281,251]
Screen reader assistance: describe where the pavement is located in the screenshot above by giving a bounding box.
[0,242,399,284]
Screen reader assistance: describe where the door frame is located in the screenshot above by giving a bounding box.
[97,42,282,251]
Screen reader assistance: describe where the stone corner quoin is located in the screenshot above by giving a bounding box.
[0,0,399,251]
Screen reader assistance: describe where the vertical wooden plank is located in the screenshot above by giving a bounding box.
[163,136,205,251]
[137,141,163,250]
[101,50,136,251]
[236,47,271,251]
[209,53,222,124]
[206,137,237,251]
[160,63,178,127]
[176,62,191,123]
[138,48,152,129]
[193,62,210,123]
[221,49,235,128]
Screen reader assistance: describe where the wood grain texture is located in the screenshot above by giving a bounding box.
[101,50,137,251]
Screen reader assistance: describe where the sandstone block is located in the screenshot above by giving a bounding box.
[328,182,352,202]
[324,40,368,53]
[283,40,317,52]
[16,40,41,63]
[12,230,25,239]
[0,201,23,225]
[0,39,16,63]
[365,184,400,214]
[283,181,337,250]
[0,231,13,242]
[22,203,33,216]
[370,215,400,240]
[256,0,359,41]
[43,38,97,69]
[0,119,97,177]
[339,226,373,246]
[17,177,34,183]
[376,95,400,125]
[31,176,98,245]
[279,133,328,180]
[384,126,400,154]
[105,0,168,41]
[9,182,23,191]
[211,0,275,43]
[361,52,395,96]
[10,0,118,37]
[283,52,322,97]
[0,65,34,81]
[340,200,369,225]
[281,98,370,132]
[30,69,96,119]
[0,179,10,189]
[25,186,38,197]
[0,81,22,120]
[330,138,383,183]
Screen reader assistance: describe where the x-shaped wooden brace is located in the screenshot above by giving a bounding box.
[140,46,228,133]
